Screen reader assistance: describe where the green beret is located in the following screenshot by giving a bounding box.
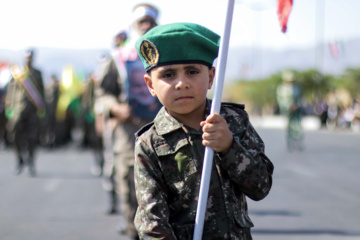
[136,22,220,71]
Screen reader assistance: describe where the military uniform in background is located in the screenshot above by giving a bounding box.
[95,40,162,238]
[82,75,104,176]
[276,71,303,151]
[0,64,11,147]
[94,54,122,214]
[5,50,45,176]
[43,74,60,148]
[134,100,274,240]
[95,4,161,240]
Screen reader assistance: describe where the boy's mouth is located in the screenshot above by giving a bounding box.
[176,96,193,101]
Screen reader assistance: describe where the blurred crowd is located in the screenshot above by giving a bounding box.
[0,61,101,149]
[280,91,360,132]
[0,3,161,239]
[1,57,360,154]
[312,93,360,132]
[1,59,360,152]
[273,72,360,133]
[0,58,104,176]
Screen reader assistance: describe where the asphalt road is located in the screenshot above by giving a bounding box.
[1,127,360,240]
[248,128,360,240]
[0,144,130,240]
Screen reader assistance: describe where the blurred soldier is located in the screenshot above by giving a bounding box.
[94,35,126,214]
[95,3,162,239]
[0,63,12,147]
[114,30,128,48]
[44,74,60,148]
[276,70,303,151]
[81,73,104,176]
[5,49,45,176]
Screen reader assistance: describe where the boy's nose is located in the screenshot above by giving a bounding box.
[175,77,190,90]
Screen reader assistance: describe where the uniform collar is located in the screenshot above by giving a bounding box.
[154,99,211,135]
[153,107,182,135]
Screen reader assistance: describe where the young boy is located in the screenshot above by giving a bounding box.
[134,22,274,240]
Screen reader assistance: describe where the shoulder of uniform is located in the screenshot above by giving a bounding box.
[135,121,155,138]
[221,102,245,110]
[30,67,41,72]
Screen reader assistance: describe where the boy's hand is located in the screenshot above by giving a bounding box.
[200,113,233,155]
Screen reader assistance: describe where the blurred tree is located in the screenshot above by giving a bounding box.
[225,67,360,115]
[341,67,360,100]
[225,73,282,114]
[295,69,336,104]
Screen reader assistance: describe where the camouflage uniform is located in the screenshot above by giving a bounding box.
[94,55,122,212]
[134,99,274,240]
[5,66,45,176]
[96,41,161,238]
[276,78,303,151]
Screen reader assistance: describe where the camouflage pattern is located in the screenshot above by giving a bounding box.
[276,80,303,150]
[94,45,157,238]
[5,67,44,144]
[134,99,274,240]
[5,66,44,176]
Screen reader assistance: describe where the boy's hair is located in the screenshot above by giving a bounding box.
[135,22,220,72]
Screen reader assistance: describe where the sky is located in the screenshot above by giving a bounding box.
[1,0,360,51]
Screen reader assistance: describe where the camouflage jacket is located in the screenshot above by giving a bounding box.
[5,67,44,128]
[134,99,274,240]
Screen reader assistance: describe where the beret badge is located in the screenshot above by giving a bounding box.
[140,40,159,66]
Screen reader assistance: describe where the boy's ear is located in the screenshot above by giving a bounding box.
[144,74,157,97]
[208,67,215,89]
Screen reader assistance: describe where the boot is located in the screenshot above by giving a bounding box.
[15,155,24,175]
[105,190,118,215]
[28,155,36,177]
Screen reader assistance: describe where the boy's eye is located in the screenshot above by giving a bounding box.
[163,72,174,78]
[188,70,199,75]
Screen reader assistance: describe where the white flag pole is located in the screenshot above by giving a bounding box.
[193,0,235,239]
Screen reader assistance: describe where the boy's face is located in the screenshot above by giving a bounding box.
[144,63,215,119]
